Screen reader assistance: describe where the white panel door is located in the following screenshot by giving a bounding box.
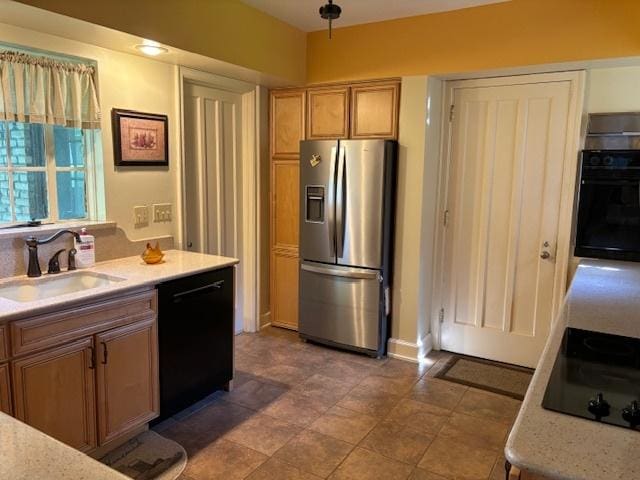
[441,79,572,368]
[184,82,243,330]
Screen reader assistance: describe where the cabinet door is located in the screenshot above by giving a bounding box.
[350,82,400,139]
[271,252,299,329]
[0,325,7,361]
[307,86,350,139]
[95,316,158,446]
[0,363,11,415]
[272,161,300,249]
[271,90,305,158]
[12,337,97,451]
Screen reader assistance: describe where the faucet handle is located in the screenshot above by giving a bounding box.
[48,249,66,274]
[68,248,77,271]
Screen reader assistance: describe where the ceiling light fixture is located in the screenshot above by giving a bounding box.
[135,39,168,56]
[319,0,341,39]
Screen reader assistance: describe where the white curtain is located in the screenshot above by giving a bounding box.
[0,51,101,128]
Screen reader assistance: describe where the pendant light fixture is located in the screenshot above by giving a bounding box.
[319,0,341,39]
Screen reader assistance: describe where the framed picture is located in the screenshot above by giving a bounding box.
[112,109,168,166]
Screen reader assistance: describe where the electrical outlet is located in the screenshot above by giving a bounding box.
[133,205,149,227]
[153,203,172,223]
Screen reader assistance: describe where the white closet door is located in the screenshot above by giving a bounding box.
[442,79,572,368]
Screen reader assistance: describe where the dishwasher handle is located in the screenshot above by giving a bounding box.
[172,280,225,302]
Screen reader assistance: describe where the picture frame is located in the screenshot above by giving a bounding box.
[111,108,169,167]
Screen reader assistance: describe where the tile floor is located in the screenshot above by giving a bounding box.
[154,327,520,480]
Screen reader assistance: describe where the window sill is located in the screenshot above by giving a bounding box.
[0,220,117,241]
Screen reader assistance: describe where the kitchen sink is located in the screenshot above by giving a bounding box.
[0,272,126,303]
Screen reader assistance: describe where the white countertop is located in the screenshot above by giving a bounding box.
[505,259,640,480]
[0,412,130,480]
[0,249,239,322]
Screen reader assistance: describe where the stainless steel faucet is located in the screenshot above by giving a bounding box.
[25,230,82,278]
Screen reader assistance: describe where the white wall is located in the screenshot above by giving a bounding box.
[587,66,640,113]
[388,76,443,361]
[419,77,443,344]
[0,22,180,242]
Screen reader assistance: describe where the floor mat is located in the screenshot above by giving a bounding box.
[99,430,187,480]
[435,354,533,400]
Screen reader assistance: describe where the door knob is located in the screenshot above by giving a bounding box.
[540,251,551,259]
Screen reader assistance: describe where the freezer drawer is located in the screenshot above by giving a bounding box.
[299,262,382,352]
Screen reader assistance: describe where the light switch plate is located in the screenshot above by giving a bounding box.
[133,205,149,227]
[153,203,172,223]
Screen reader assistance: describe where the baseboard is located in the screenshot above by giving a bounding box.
[259,311,271,329]
[387,333,433,363]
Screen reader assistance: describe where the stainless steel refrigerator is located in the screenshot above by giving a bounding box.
[299,139,396,357]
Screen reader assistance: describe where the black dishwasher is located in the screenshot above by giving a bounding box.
[154,267,234,423]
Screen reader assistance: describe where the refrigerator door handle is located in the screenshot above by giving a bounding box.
[336,146,346,258]
[327,146,337,258]
[301,262,381,280]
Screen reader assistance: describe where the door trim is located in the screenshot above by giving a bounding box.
[178,67,262,333]
[430,71,586,351]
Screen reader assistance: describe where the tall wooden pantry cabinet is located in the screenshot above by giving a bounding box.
[269,79,400,330]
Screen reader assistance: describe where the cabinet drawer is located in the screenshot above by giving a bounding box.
[0,325,7,361]
[11,289,157,357]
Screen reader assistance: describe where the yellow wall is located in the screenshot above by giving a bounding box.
[15,0,307,84]
[307,0,640,83]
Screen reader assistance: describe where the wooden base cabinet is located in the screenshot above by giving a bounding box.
[8,290,158,453]
[12,337,97,452]
[96,317,158,446]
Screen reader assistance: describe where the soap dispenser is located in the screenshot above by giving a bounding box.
[74,228,96,268]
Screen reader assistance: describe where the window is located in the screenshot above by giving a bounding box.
[0,122,91,224]
[0,44,103,227]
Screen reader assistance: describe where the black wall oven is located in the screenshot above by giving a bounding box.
[575,150,640,261]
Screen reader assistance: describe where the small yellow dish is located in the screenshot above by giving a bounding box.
[142,242,165,264]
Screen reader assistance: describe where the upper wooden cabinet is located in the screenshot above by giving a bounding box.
[306,86,350,139]
[96,317,158,447]
[350,81,400,139]
[271,90,305,158]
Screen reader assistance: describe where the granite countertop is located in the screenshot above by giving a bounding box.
[505,259,640,480]
[0,412,130,480]
[0,249,239,322]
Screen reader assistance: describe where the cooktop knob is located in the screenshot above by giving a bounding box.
[588,393,611,418]
[622,401,640,426]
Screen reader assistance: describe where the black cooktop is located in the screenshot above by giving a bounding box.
[542,327,640,430]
